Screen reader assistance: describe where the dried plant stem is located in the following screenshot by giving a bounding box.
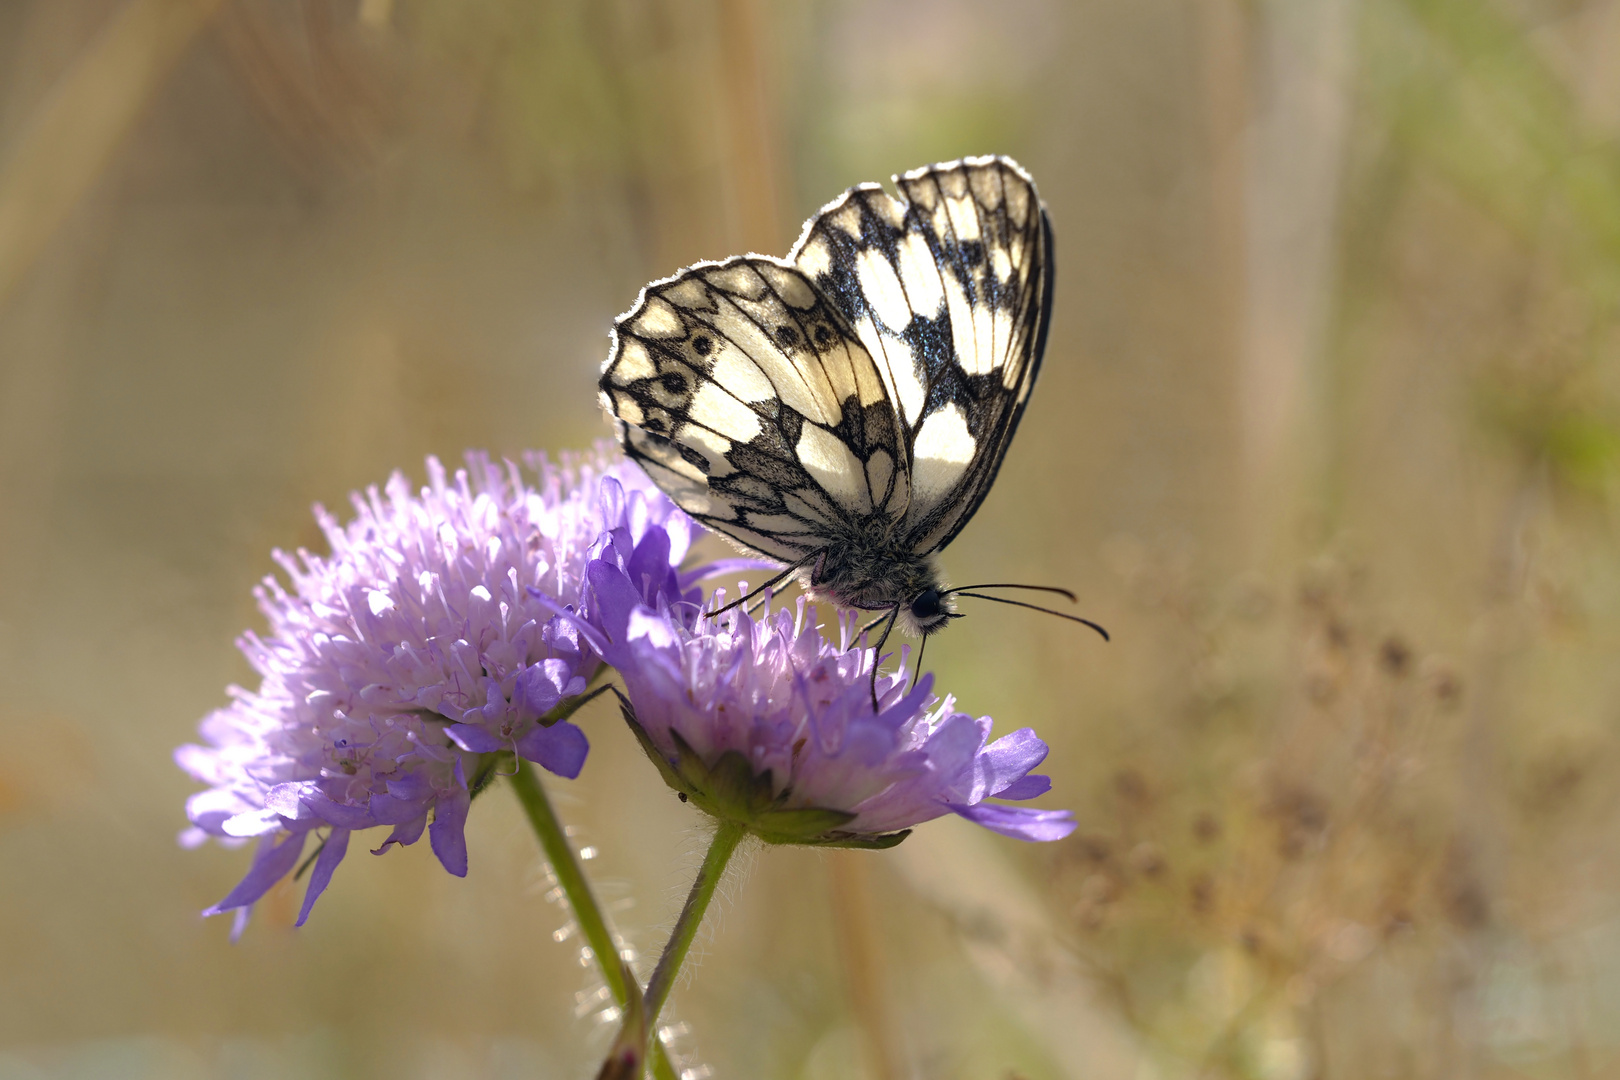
[642,820,748,1028]
[509,760,678,1080]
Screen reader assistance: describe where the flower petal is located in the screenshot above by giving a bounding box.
[295,828,351,926]
[516,720,590,780]
[627,523,673,599]
[368,792,425,825]
[516,657,577,715]
[370,811,428,855]
[204,830,308,916]
[428,761,471,877]
[446,723,505,754]
[946,801,1077,842]
[586,559,646,646]
[301,790,376,829]
[221,808,287,838]
[976,727,1051,800]
[993,773,1052,801]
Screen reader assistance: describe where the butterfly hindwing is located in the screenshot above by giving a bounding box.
[791,156,1052,555]
[601,257,911,562]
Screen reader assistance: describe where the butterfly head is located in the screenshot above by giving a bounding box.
[902,586,961,637]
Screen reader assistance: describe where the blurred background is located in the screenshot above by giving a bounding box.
[4,0,1620,1077]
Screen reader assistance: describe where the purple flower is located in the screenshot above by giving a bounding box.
[176,444,692,934]
[564,536,1077,847]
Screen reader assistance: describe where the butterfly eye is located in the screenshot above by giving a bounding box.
[691,335,713,356]
[660,372,688,396]
[813,325,833,347]
[775,325,799,347]
[909,589,943,620]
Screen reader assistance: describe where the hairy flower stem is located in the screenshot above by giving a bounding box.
[643,820,748,1028]
[508,759,678,1080]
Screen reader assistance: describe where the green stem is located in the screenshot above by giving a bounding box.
[509,759,678,1080]
[642,819,748,1028]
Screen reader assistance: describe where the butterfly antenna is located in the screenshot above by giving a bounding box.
[865,604,901,712]
[952,591,1110,641]
[945,583,1080,602]
[708,550,819,618]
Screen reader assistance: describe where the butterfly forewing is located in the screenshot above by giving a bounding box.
[600,154,1052,610]
[792,156,1051,555]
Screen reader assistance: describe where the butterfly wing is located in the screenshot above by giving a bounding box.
[600,257,909,563]
[791,155,1053,556]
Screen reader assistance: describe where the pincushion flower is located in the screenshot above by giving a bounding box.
[176,444,694,933]
[568,532,1078,847]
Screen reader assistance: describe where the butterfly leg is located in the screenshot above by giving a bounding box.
[865,604,902,713]
[709,549,822,618]
[909,632,928,692]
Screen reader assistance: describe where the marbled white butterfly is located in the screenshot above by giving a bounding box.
[599,155,1105,668]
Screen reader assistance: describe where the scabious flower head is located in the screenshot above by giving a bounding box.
[571,532,1077,847]
[176,443,692,934]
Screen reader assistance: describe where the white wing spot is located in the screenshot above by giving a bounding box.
[910,404,976,510]
[1004,179,1031,228]
[991,245,1013,284]
[709,344,775,403]
[856,248,912,330]
[633,297,685,339]
[664,279,709,308]
[900,172,939,210]
[795,424,873,513]
[828,203,862,238]
[797,236,832,278]
[969,167,1003,210]
[940,267,986,375]
[881,333,925,426]
[613,393,645,426]
[896,231,945,319]
[944,195,980,242]
[847,337,887,406]
[690,381,763,443]
[611,337,656,383]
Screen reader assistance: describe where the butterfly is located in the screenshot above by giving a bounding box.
[598,155,1105,672]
